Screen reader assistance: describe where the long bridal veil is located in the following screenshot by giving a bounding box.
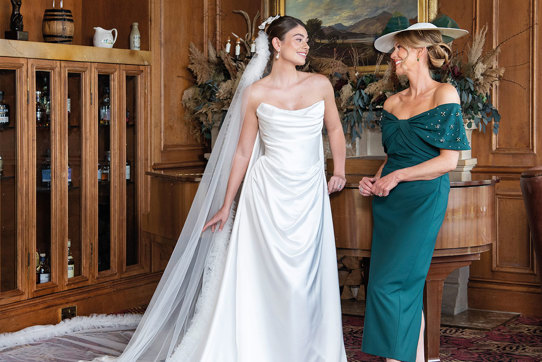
[112,30,271,361]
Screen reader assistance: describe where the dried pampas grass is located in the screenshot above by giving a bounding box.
[188,43,214,84]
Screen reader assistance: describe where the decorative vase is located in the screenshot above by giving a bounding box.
[450,120,477,181]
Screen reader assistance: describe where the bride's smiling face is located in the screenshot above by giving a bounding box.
[273,25,310,66]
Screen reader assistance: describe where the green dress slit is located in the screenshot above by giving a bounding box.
[361,103,470,362]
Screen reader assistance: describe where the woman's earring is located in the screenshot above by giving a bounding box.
[275,51,280,60]
[417,57,419,62]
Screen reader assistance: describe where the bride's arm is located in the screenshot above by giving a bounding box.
[203,99,259,232]
[321,76,346,193]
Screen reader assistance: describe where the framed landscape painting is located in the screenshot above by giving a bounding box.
[274,0,437,70]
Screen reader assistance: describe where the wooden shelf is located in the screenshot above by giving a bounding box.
[0,39,151,65]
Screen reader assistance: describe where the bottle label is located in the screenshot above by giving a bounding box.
[132,35,141,50]
[68,265,74,278]
[40,273,50,283]
[0,112,8,124]
[42,169,51,183]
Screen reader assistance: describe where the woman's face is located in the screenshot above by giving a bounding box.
[275,25,310,66]
[390,42,421,75]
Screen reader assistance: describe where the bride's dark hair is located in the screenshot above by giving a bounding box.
[266,16,306,58]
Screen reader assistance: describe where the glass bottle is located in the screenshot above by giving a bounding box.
[67,96,71,124]
[97,162,102,181]
[101,151,110,181]
[42,83,51,126]
[0,91,10,130]
[37,253,51,284]
[99,87,111,125]
[67,239,74,278]
[130,22,141,50]
[41,149,51,188]
[126,160,131,181]
[36,90,44,127]
[67,162,72,187]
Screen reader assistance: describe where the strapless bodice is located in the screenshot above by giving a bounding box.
[256,100,324,171]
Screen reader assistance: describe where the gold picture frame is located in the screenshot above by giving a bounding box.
[266,0,438,72]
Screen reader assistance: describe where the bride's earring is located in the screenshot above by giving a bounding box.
[275,50,280,60]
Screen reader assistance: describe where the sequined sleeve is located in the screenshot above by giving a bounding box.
[412,103,471,150]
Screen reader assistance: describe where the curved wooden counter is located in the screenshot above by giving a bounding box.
[331,179,496,257]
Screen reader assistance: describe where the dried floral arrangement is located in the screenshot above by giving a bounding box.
[183,13,512,144]
[438,25,505,134]
[182,10,260,142]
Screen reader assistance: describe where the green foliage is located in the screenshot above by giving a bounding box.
[341,74,382,140]
[441,71,501,134]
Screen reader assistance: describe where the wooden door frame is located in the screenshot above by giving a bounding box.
[0,57,28,306]
[60,61,93,290]
[119,65,150,277]
[91,63,120,282]
[28,59,62,298]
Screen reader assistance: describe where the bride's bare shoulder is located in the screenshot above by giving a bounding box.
[302,72,329,85]
[244,81,268,109]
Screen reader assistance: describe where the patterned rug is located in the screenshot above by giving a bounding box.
[343,315,542,361]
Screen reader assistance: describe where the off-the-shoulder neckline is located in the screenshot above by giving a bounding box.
[382,103,460,121]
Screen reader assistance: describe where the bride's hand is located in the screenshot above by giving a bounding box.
[328,175,346,194]
[202,207,230,233]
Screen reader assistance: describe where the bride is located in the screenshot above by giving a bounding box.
[104,15,347,361]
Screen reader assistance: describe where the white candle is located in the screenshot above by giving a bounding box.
[250,37,256,53]
[235,38,241,57]
[225,37,231,53]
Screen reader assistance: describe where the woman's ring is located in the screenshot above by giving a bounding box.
[379,193,383,196]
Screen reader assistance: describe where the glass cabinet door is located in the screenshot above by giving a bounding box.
[0,59,26,305]
[121,66,147,275]
[94,64,118,279]
[30,60,60,296]
[62,62,91,288]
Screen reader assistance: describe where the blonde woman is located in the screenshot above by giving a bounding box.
[359,23,469,362]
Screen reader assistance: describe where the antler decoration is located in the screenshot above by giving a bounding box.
[232,10,260,54]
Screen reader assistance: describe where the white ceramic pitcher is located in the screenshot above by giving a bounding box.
[93,27,117,48]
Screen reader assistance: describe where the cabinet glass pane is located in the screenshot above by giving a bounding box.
[125,75,138,266]
[67,72,82,278]
[36,71,53,285]
[0,69,17,292]
[98,74,112,272]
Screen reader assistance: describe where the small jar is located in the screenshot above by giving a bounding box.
[130,22,141,50]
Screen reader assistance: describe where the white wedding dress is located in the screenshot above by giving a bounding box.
[170,99,347,362]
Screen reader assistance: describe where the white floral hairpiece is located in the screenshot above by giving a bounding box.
[258,15,281,30]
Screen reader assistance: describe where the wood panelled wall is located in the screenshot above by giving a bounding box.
[143,0,264,266]
[440,0,542,315]
[149,0,263,169]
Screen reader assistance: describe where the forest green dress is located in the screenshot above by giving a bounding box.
[361,103,470,362]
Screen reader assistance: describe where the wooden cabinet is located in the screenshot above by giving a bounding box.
[0,58,26,307]
[0,42,154,331]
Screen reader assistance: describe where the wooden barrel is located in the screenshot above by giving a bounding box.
[42,9,74,43]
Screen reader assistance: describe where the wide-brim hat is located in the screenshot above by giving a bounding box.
[374,22,468,53]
